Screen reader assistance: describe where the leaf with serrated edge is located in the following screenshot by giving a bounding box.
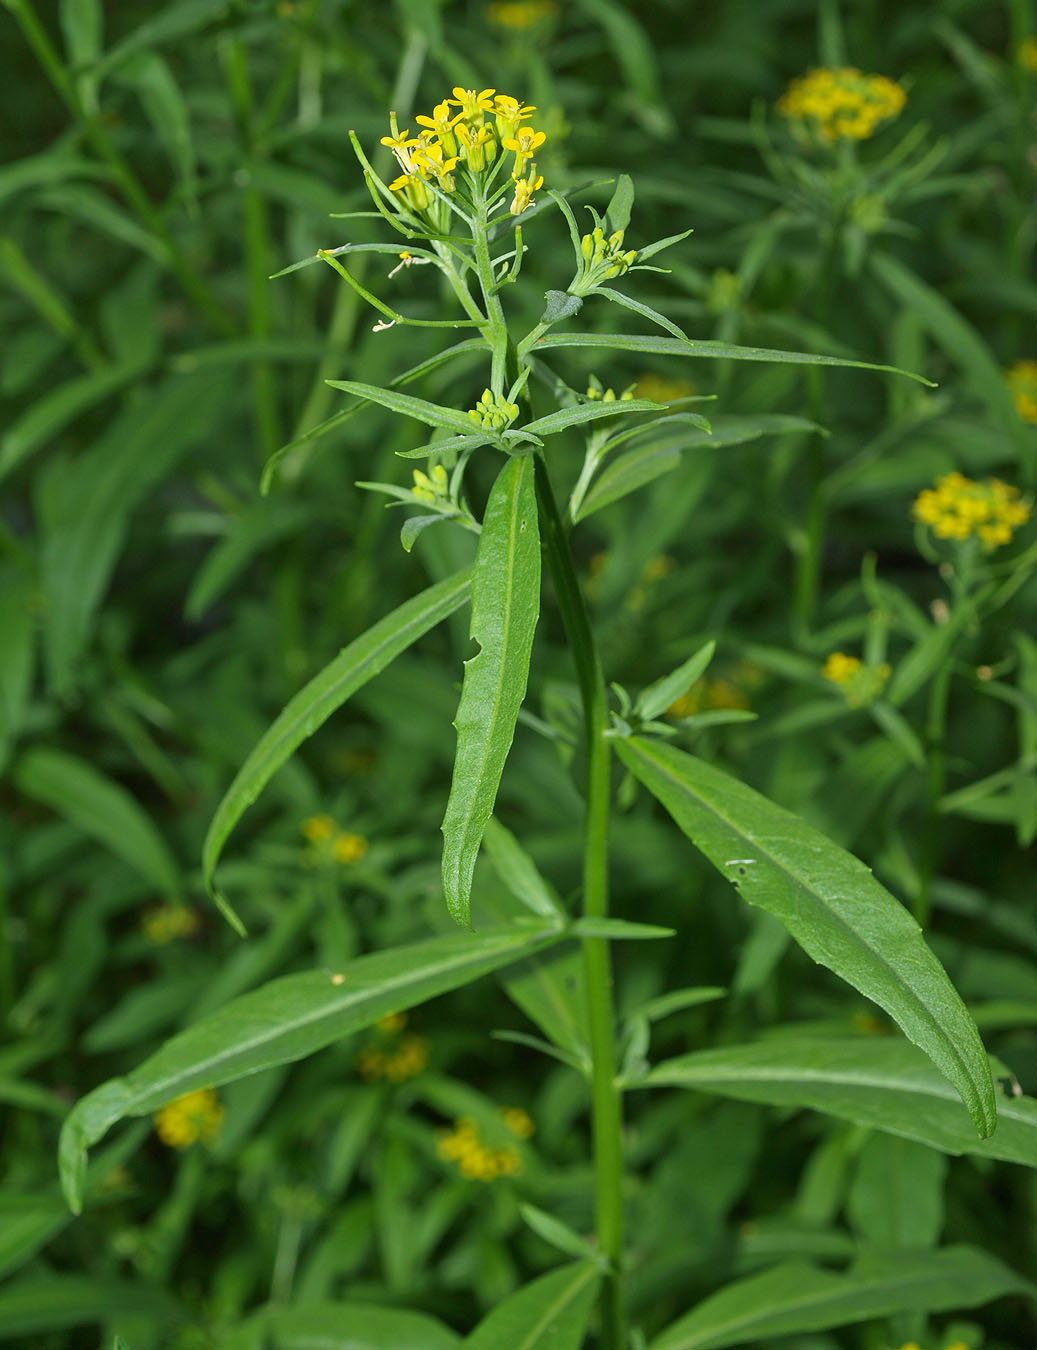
[615,736,996,1136]
[442,456,540,925]
[59,927,560,1213]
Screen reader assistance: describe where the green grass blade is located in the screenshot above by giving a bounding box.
[202,566,472,905]
[58,927,561,1213]
[325,379,479,434]
[614,736,996,1136]
[441,455,541,926]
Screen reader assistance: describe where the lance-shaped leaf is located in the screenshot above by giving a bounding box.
[649,1246,1032,1350]
[203,568,472,913]
[614,736,996,1136]
[462,1261,600,1350]
[641,1036,1037,1165]
[522,398,664,439]
[59,925,561,1213]
[325,379,479,434]
[442,455,541,926]
[527,331,935,383]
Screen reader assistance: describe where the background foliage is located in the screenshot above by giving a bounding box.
[2,0,1036,1346]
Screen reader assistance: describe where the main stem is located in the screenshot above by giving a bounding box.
[474,214,626,1347]
[536,462,626,1350]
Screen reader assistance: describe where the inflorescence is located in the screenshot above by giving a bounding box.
[912,472,1031,550]
[1006,359,1037,424]
[779,67,906,141]
[379,88,546,223]
[154,1088,224,1150]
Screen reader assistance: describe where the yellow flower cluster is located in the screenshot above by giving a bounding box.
[912,472,1031,549]
[154,1088,224,1149]
[822,652,891,708]
[380,88,546,219]
[1006,359,1037,423]
[468,388,520,430]
[1020,37,1037,72]
[778,67,906,141]
[356,1012,429,1083]
[667,678,751,720]
[301,815,368,864]
[486,0,557,29]
[141,904,199,944]
[437,1106,534,1181]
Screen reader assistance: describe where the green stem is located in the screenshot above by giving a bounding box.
[534,458,626,1350]
[917,653,952,928]
[472,200,509,393]
[9,0,235,338]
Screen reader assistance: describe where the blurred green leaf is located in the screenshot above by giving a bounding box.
[649,1246,1032,1350]
[462,1261,600,1350]
[13,747,181,899]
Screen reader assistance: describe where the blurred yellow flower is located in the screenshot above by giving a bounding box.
[779,67,906,141]
[1006,359,1037,423]
[141,904,199,945]
[632,372,696,403]
[437,1115,524,1180]
[332,832,367,864]
[1019,36,1037,71]
[487,0,557,29]
[912,471,1031,549]
[154,1089,223,1149]
[301,814,336,843]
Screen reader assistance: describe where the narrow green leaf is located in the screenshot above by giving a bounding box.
[0,576,35,769]
[603,173,634,235]
[640,1036,1037,1164]
[594,286,691,341]
[649,1246,1032,1350]
[530,332,935,383]
[635,228,694,262]
[13,748,180,900]
[636,641,716,721]
[59,926,560,1213]
[442,456,540,926]
[462,1261,600,1350]
[203,567,472,901]
[519,1204,602,1264]
[483,817,563,918]
[0,1193,70,1282]
[222,1301,460,1349]
[523,398,663,439]
[117,53,198,210]
[326,379,477,434]
[614,736,996,1136]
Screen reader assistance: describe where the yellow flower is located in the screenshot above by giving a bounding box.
[141,904,199,945]
[450,87,496,123]
[778,67,906,142]
[1006,358,1037,423]
[912,471,1031,550]
[1019,36,1037,71]
[510,168,543,216]
[437,1115,524,1180]
[301,814,336,843]
[493,94,537,141]
[632,373,696,403]
[502,124,547,172]
[499,1105,535,1138]
[822,652,891,708]
[154,1089,223,1149]
[332,832,367,864]
[487,0,557,31]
